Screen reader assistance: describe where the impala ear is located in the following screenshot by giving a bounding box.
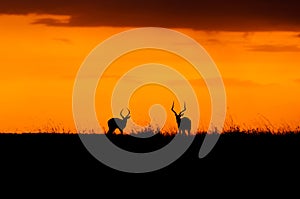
[180,113,184,117]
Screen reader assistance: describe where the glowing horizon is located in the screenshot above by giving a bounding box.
[1,14,300,133]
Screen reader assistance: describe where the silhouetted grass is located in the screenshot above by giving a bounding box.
[0,127,299,193]
[1,119,299,170]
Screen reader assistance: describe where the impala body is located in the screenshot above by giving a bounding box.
[107,108,131,135]
[171,102,191,135]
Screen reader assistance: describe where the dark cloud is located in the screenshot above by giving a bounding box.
[31,18,69,26]
[247,45,300,52]
[1,0,300,31]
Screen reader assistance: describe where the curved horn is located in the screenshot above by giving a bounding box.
[120,109,125,119]
[171,101,177,115]
[126,108,131,117]
[179,102,186,115]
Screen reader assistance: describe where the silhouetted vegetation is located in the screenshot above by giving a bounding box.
[0,128,299,191]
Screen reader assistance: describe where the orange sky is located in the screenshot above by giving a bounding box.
[0,14,300,133]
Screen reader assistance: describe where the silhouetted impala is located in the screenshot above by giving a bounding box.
[107,108,131,135]
[171,102,191,135]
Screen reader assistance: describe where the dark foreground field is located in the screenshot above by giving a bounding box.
[0,132,299,193]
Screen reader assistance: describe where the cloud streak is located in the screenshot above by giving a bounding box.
[31,17,70,26]
[167,77,271,88]
[223,78,271,87]
[247,45,300,52]
[52,38,72,44]
[1,0,300,31]
[294,79,300,84]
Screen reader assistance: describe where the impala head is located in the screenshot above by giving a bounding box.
[171,101,186,127]
[120,108,131,120]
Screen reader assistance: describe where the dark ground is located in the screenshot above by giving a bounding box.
[0,132,299,195]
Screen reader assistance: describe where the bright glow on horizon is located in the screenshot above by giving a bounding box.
[0,15,300,133]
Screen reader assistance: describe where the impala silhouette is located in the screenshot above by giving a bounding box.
[171,101,191,135]
[107,108,131,135]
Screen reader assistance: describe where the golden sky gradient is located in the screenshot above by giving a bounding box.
[0,13,300,133]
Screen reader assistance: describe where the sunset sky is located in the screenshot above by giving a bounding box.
[0,0,300,133]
